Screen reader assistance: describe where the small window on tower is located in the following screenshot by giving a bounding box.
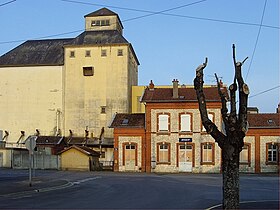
[83,67,94,76]
[85,50,91,57]
[117,49,123,56]
[70,51,75,58]
[101,106,106,114]
[101,49,107,57]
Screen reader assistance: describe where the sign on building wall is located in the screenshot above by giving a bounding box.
[179,138,192,142]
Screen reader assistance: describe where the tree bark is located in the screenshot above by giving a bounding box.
[194,45,249,209]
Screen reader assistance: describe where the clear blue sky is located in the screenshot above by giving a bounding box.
[0,0,279,113]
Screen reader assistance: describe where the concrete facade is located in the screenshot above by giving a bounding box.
[0,8,139,156]
[0,66,63,145]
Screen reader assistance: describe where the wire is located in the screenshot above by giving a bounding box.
[0,0,16,7]
[245,0,267,81]
[61,0,279,29]
[249,85,280,99]
[0,0,208,45]
[122,0,209,22]
[0,0,278,45]
[0,29,83,45]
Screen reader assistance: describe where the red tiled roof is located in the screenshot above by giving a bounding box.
[109,113,145,128]
[141,86,227,102]
[248,113,280,128]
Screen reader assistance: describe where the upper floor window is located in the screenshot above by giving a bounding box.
[70,51,75,58]
[101,106,106,114]
[180,113,192,132]
[266,143,278,164]
[158,113,170,132]
[117,49,123,56]
[202,112,214,132]
[83,66,94,76]
[91,19,110,26]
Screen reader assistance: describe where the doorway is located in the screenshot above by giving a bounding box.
[124,143,136,171]
[178,144,193,172]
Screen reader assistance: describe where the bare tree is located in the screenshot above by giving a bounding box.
[194,44,249,209]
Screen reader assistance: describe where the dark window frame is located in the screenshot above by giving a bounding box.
[83,66,94,76]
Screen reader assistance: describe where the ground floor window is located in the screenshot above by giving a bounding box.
[266,143,278,164]
[157,142,170,163]
[201,142,215,165]
[240,143,250,166]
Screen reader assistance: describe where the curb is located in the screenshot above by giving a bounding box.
[0,180,73,198]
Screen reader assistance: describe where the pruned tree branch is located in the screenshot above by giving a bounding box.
[194,58,225,148]
[232,44,250,137]
[215,73,228,125]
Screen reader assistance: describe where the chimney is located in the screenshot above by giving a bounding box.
[148,80,154,90]
[172,79,179,99]
[277,103,280,113]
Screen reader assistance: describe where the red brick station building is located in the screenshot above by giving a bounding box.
[110,80,279,173]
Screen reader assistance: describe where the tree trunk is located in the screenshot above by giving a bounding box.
[222,141,240,209]
[193,45,249,209]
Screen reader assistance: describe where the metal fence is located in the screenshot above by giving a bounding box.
[12,150,60,169]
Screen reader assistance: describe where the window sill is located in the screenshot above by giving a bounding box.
[265,161,278,165]
[240,162,251,167]
[200,162,215,165]
[179,131,193,135]
[157,162,171,165]
[157,131,170,135]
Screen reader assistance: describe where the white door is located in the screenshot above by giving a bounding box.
[179,145,193,172]
[124,144,136,171]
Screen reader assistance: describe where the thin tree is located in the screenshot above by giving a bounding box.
[194,44,249,209]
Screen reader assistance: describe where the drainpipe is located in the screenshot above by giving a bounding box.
[56,109,61,136]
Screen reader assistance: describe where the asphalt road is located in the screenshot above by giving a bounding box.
[0,169,278,209]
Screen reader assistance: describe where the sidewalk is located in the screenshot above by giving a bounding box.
[209,200,279,209]
[0,175,71,197]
